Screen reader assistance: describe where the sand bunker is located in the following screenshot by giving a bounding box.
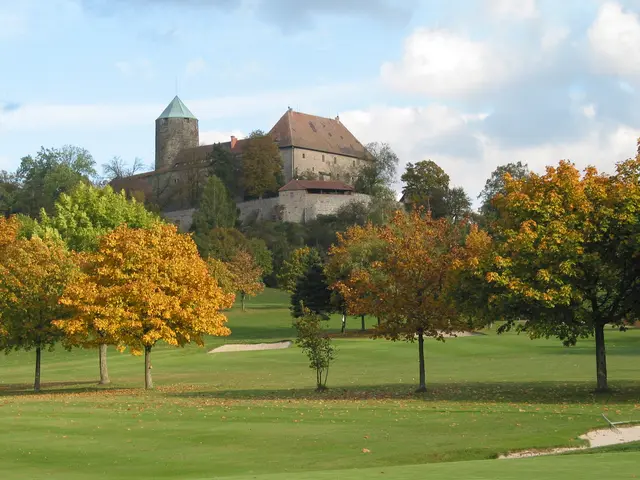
[499,425,640,459]
[209,341,292,353]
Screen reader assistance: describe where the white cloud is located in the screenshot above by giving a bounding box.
[340,104,639,204]
[185,58,207,78]
[582,104,596,119]
[380,28,516,98]
[588,2,640,77]
[487,0,538,20]
[540,25,570,50]
[200,129,245,145]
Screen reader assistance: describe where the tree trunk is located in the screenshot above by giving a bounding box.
[377,317,381,326]
[341,314,346,334]
[144,345,153,390]
[361,315,365,331]
[241,293,246,312]
[98,344,110,385]
[416,330,426,393]
[595,323,608,392]
[34,347,42,392]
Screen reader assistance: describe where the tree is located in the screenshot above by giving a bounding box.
[445,186,472,223]
[102,156,145,181]
[192,175,237,235]
[478,162,529,220]
[469,159,640,392]
[332,210,475,392]
[293,305,336,391]
[227,250,264,311]
[56,224,233,390]
[241,130,283,199]
[208,143,241,199]
[207,258,236,296]
[277,246,321,293]
[400,160,450,218]
[196,227,272,277]
[37,183,160,384]
[290,261,333,319]
[0,216,76,392]
[355,142,399,194]
[14,146,97,217]
[0,170,20,217]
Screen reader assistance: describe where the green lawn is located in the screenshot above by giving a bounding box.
[0,288,639,479]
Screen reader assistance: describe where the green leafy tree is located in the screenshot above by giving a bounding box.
[355,142,399,194]
[277,246,322,293]
[401,160,450,218]
[478,162,529,221]
[14,146,97,217]
[468,158,640,392]
[291,261,333,319]
[446,186,472,222]
[292,305,336,391]
[196,227,272,277]
[210,144,241,197]
[37,183,160,384]
[241,130,283,199]
[192,175,237,235]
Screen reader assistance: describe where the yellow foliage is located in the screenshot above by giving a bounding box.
[56,223,233,354]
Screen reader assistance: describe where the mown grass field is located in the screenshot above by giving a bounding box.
[0,288,639,479]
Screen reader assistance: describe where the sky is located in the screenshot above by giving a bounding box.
[1,0,640,204]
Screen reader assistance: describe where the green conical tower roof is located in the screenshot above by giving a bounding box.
[157,96,197,120]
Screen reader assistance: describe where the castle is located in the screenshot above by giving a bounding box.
[111,96,372,230]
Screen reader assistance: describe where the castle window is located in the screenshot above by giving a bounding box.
[334,158,337,164]
[322,155,325,161]
[353,160,356,167]
[302,153,306,159]
[312,167,315,172]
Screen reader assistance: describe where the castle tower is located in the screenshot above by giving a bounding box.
[155,96,199,171]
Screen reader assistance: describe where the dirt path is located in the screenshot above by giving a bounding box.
[499,425,640,459]
[208,341,292,353]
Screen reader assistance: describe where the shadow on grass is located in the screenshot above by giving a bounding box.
[0,380,110,397]
[162,381,640,404]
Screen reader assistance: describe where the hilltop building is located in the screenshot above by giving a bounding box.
[111,96,371,230]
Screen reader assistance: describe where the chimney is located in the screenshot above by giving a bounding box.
[230,136,237,149]
[335,115,340,122]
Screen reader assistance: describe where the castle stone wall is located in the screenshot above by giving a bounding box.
[155,117,199,170]
[163,208,196,232]
[291,148,367,183]
[236,197,281,223]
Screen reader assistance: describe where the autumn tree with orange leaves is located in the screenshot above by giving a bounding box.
[227,250,264,311]
[56,224,233,389]
[330,210,481,392]
[0,216,76,392]
[462,158,640,392]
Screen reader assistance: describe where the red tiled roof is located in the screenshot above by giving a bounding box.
[279,179,355,192]
[269,110,368,159]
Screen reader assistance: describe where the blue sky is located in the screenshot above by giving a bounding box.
[1,0,639,201]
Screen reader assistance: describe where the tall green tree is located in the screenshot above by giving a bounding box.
[38,183,160,384]
[466,159,640,392]
[291,261,333,319]
[401,160,450,218]
[241,130,283,199]
[478,162,529,221]
[446,186,472,222]
[0,171,19,217]
[209,144,241,198]
[196,227,272,277]
[355,142,399,194]
[14,146,97,217]
[192,175,237,235]
[278,246,322,293]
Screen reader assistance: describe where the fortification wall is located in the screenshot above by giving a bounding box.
[163,208,196,232]
[236,197,281,223]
